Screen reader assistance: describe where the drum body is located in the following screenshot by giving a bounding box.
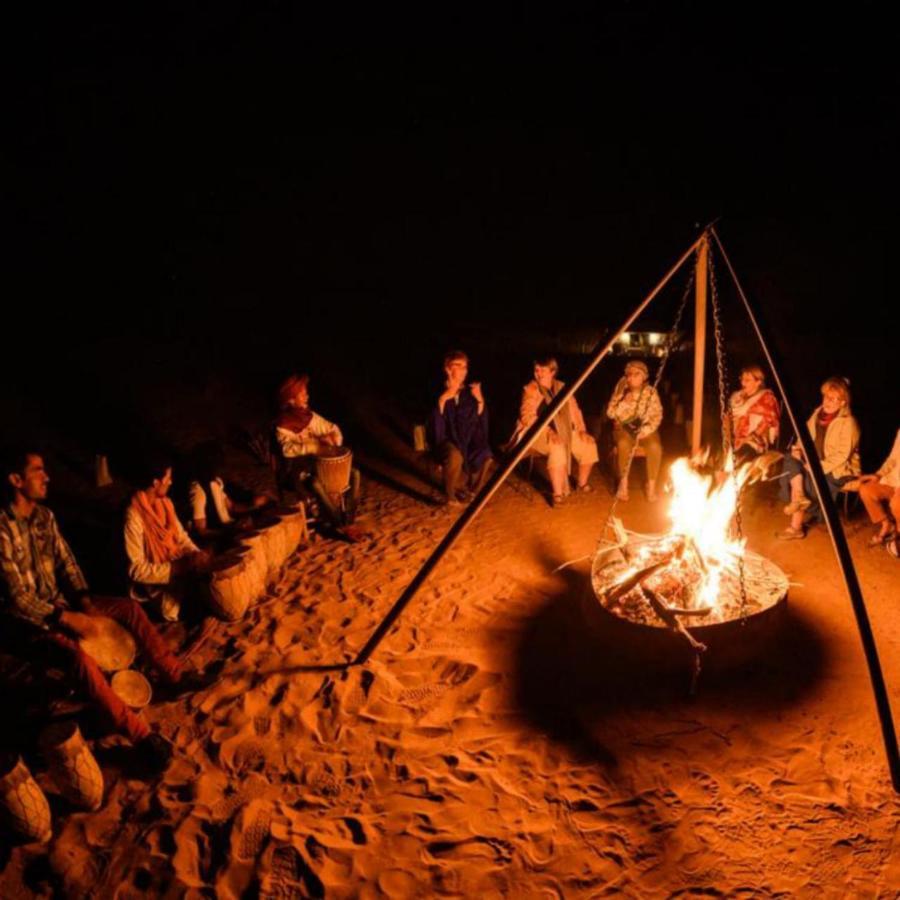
[315,447,353,495]
[210,552,250,621]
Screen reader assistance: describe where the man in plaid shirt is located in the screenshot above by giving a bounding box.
[0,446,211,769]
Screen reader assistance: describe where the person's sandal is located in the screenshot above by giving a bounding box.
[887,537,899,559]
[776,526,806,541]
[868,528,897,548]
[578,483,594,493]
[552,494,565,508]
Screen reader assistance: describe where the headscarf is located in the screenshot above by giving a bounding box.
[276,374,313,434]
[624,360,649,379]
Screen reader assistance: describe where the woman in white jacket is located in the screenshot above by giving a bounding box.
[778,376,860,540]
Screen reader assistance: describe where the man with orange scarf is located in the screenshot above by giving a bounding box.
[125,456,211,621]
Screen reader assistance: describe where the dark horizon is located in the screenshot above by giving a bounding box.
[6,3,893,450]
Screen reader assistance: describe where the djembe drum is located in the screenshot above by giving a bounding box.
[315,446,353,514]
[209,552,250,621]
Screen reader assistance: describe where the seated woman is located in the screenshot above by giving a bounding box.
[275,374,360,526]
[606,360,663,502]
[858,428,900,555]
[729,365,781,465]
[778,376,860,540]
[187,440,271,540]
[510,355,598,506]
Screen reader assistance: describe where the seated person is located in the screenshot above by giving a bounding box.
[778,376,861,540]
[729,365,781,465]
[858,428,900,553]
[510,355,598,506]
[0,446,209,769]
[427,350,493,506]
[125,455,212,621]
[606,360,663,502]
[187,440,271,539]
[275,373,360,526]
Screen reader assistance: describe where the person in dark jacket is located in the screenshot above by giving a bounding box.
[427,350,493,506]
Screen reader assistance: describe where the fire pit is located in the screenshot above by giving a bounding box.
[582,457,789,671]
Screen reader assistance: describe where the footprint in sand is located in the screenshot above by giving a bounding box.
[425,835,515,865]
[235,805,273,862]
[265,844,324,899]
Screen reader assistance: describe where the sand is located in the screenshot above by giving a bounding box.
[3,472,900,897]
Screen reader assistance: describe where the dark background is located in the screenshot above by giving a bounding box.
[6,2,895,467]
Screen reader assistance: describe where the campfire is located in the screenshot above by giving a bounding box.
[591,456,788,648]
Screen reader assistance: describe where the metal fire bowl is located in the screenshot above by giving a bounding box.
[579,580,789,672]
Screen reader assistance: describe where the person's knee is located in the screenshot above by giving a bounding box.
[547,446,567,470]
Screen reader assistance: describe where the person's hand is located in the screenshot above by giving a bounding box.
[192,550,213,574]
[859,474,878,484]
[790,445,804,460]
[438,385,459,413]
[470,382,484,405]
[252,494,269,509]
[77,594,96,615]
[60,610,100,640]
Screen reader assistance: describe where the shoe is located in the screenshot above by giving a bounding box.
[776,526,806,541]
[783,497,813,516]
[887,538,899,559]
[552,494,565,508]
[868,529,897,548]
[578,483,594,494]
[616,481,629,502]
[137,733,173,773]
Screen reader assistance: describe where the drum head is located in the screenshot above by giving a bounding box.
[79,617,137,673]
[111,669,153,709]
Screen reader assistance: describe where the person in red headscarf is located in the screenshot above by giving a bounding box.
[274,374,360,527]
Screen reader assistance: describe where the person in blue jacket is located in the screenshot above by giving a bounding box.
[427,350,494,506]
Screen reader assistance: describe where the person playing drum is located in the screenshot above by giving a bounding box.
[275,373,361,526]
[0,445,212,772]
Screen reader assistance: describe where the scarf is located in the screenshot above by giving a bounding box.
[276,407,314,434]
[817,409,838,428]
[131,490,183,565]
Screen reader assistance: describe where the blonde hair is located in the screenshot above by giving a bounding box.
[821,376,851,405]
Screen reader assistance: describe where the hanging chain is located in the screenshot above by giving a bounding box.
[709,248,750,622]
[602,262,696,540]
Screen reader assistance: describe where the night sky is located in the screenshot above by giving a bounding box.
[7,3,894,444]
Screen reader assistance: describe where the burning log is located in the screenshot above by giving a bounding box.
[605,559,669,608]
